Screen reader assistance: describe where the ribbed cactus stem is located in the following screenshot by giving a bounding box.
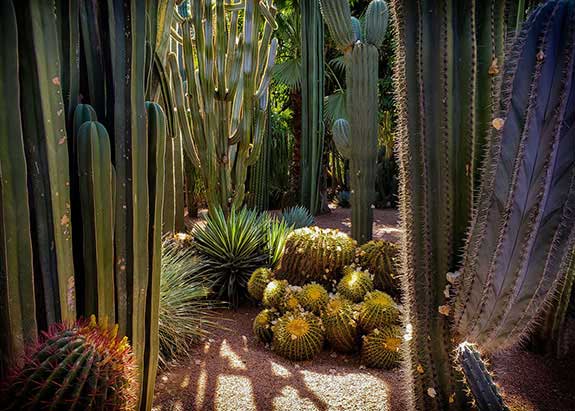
[457,342,509,411]
[76,121,115,323]
[168,0,278,212]
[321,0,387,244]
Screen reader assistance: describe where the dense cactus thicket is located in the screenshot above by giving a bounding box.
[0,317,137,410]
[320,0,389,244]
[392,0,575,408]
[167,0,278,212]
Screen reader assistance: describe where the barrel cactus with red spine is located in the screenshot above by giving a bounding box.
[0,316,137,410]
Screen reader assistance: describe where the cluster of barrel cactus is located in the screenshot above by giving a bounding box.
[355,240,400,292]
[276,227,357,285]
[248,229,402,367]
[0,316,137,410]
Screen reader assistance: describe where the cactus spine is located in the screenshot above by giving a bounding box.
[300,0,325,215]
[320,0,389,244]
[76,121,115,323]
[168,0,278,212]
[391,0,575,408]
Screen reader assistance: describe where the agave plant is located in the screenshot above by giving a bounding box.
[280,206,315,229]
[266,216,293,269]
[159,238,221,368]
[193,207,268,307]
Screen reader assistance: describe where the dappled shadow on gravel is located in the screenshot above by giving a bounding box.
[153,307,406,411]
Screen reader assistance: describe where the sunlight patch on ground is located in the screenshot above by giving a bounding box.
[301,369,390,411]
[196,367,207,407]
[272,386,320,411]
[215,375,256,411]
[180,374,190,389]
[271,361,292,378]
[220,339,247,370]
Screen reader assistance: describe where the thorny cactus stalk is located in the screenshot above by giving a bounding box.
[168,0,278,212]
[391,0,575,409]
[320,0,389,244]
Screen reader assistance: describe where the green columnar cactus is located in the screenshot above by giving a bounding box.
[167,0,278,212]
[173,132,185,232]
[247,114,271,211]
[337,266,374,302]
[456,342,509,411]
[300,0,325,215]
[248,268,275,301]
[272,311,325,360]
[391,0,575,408]
[142,101,167,408]
[361,325,402,369]
[163,137,176,233]
[320,0,389,244]
[76,121,115,322]
[276,227,356,285]
[0,0,37,374]
[321,296,359,352]
[0,316,137,410]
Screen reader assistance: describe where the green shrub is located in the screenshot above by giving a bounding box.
[281,206,315,228]
[159,239,220,367]
[266,216,293,269]
[193,206,268,307]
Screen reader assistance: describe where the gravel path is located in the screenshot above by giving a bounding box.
[153,307,407,411]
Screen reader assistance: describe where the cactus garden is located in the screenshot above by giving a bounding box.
[1,0,575,410]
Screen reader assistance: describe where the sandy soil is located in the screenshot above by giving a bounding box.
[159,206,575,411]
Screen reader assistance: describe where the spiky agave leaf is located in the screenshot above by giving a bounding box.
[280,206,315,229]
[159,238,222,368]
[266,217,293,269]
[193,206,268,307]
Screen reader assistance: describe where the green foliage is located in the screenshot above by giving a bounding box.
[159,239,220,368]
[356,240,399,292]
[337,266,374,302]
[248,268,275,301]
[266,217,293,269]
[253,308,279,344]
[272,311,325,360]
[280,206,315,229]
[361,325,402,369]
[297,283,330,314]
[321,296,359,352]
[193,207,268,307]
[358,291,399,332]
[0,317,137,410]
[277,227,357,285]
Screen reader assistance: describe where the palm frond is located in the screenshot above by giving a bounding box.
[272,58,302,90]
[324,89,348,124]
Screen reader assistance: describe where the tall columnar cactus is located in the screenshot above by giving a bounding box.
[320,0,389,244]
[167,0,278,212]
[300,0,325,215]
[392,0,575,409]
[0,0,37,374]
[76,121,116,323]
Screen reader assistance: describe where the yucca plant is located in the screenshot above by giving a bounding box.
[266,216,293,269]
[193,207,268,307]
[159,238,221,368]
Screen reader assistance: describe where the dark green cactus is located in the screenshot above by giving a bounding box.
[320,0,389,244]
[272,311,325,360]
[276,227,356,285]
[300,0,325,215]
[0,0,37,374]
[456,343,509,411]
[76,121,115,323]
[391,0,575,408]
[0,317,137,411]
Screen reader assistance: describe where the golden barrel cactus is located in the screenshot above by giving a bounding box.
[337,266,374,302]
[355,240,399,292]
[272,312,325,360]
[358,290,400,332]
[248,267,275,301]
[322,296,359,352]
[361,325,403,369]
[297,283,329,314]
[253,308,279,344]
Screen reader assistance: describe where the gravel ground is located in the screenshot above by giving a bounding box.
[153,307,407,411]
[162,206,575,410]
